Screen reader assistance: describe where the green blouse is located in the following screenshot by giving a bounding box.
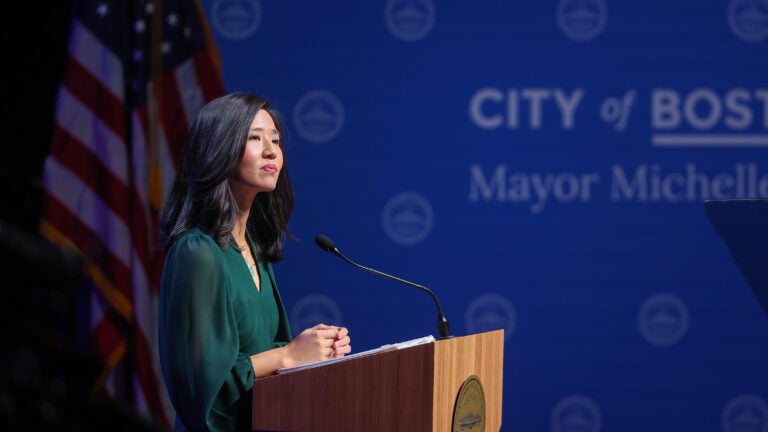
[158,227,292,432]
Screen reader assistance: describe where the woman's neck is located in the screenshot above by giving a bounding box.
[232,187,255,246]
[232,211,250,247]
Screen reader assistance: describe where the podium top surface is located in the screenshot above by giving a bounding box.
[703,199,768,319]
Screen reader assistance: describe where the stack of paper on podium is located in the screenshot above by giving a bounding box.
[276,334,436,374]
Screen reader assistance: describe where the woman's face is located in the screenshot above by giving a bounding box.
[232,109,283,194]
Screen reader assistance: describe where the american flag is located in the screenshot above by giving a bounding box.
[39,0,225,428]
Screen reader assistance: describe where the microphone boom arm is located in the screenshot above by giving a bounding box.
[325,243,452,339]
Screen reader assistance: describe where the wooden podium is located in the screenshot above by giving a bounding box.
[252,329,504,431]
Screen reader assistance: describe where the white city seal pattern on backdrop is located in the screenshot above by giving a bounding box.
[464,293,516,340]
[292,90,345,144]
[551,394,602,432]
[210,0,262,41]
[556,0,607,42]
[381,191,434,246]
[728,0,768,42]
[290,293,343,333]
[384,0,436,42]
[637,292,689,347]
[721,393,768,432]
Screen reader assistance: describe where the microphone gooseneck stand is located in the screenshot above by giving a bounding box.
[315,234,453,339]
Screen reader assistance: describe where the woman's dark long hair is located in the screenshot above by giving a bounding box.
[157,93,294,261]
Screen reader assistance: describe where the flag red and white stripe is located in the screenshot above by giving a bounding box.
[39,1,225,428]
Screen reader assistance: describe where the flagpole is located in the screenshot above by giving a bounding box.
[148,0,164,213]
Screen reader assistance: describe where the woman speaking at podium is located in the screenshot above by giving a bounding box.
[156,93,351,431]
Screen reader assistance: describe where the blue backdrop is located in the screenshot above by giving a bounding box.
[202,1,768,430]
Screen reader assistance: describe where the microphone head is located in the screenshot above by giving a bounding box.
[315,234,336,252]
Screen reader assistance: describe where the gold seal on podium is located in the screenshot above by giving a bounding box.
[452,375,486,431]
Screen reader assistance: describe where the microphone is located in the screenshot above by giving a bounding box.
[315,233,452,339]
